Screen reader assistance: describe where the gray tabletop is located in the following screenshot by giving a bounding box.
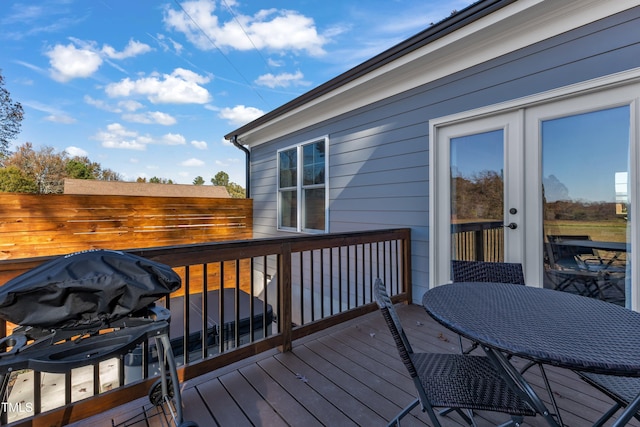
[422,282,640,376]
[558,239,627,252]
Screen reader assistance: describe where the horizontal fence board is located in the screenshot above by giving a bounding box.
[0,193,252,262]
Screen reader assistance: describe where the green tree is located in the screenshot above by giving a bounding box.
[211,170,245,198]
[65,155,121,181]
[66,158,95,179]
[0,166,37,193]
[149,176,174,184]
[193,176,205,185]
[0,71,24,160]
[226,182,246,198]
[211,171,230,187]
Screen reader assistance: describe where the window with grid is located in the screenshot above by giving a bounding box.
[278,138,327,232]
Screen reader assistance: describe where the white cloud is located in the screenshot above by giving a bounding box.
[118,100,144,112]
[65,146,89,157]
[46,43,102,82]
[191,140,208,150]
[14,60,46,75]
[92,123,147,150]
[215,157,240,168]
[105,68,211,104]
[44,114,76,124]
[164,0,327,56]
[155,33,184,55]
[85,95,122,113]
[218,105,264,126]
[268,58,284,68]
[102,39,152,59]
[45,39,151,82]
[122,111,177,125]
[255,70,309,88]
[181,158,205,167]
[159,133,187,145]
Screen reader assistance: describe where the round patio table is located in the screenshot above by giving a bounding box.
[422,282,640,426]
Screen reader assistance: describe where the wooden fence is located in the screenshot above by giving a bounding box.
[0,194,253,292]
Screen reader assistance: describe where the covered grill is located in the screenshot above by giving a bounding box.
[0,249,194,426]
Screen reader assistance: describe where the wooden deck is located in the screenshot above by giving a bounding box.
[72,303,639,427]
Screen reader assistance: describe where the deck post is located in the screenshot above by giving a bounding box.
[403,230,412,303]
[279,242,293,352]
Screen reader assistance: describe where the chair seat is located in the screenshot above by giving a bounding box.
[578,372,640,406]
[413,353,536,416]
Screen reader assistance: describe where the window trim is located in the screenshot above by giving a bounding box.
[277,136,329,233]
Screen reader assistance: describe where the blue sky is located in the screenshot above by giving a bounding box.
[1,0,472,186]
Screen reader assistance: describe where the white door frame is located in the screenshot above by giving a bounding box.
[429,68,640,309]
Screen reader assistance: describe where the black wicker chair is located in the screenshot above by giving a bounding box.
[546,234,605,270]
[577,369,640,426]
[451,260,526,356]
[451,260,525,284]
[450,260,563,425]
[373,278,535,426]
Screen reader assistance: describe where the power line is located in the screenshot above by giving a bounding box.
[172,0,270,108]
[219,0,285,90]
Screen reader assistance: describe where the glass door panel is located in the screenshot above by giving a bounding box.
[451,130,505,261]
[541,106,630,306]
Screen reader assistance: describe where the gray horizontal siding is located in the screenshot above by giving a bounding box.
[249,6,640,300]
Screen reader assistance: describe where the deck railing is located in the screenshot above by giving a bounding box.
[1,228,411,426]
[452,221,504,261]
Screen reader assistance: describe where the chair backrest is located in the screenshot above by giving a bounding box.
[373,278,418,379]
[546,234,596,259]
[451,260,525,284]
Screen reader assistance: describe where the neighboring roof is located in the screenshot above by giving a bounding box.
[63,179,230,198]
[224,0,513,141]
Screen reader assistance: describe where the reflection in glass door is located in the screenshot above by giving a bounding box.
[451,130,505,262]
[541,106,630,306]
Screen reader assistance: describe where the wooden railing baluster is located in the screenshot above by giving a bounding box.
[201,263,208,360]
[183,266,190,363]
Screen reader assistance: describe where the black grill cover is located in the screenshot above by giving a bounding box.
[0,249,181,329]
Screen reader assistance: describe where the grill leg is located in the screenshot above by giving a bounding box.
[155,333,184,425]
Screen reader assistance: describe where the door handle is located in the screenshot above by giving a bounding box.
[504,222,518,230]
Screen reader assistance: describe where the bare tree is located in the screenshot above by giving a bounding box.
[0,71,24,160]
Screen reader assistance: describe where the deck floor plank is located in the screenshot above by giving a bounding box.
[306,336,412,406]
[218,369,288,427]
[193,377,252,427]
[284,342,399,426]
[178,387,217,427]
[72,303,640,427]
[243,358,325,427]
